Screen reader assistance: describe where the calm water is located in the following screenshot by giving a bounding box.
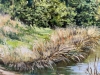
[24,47,100,75]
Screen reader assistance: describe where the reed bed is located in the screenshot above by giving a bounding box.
[0,14,100,71]
[86,56,100,75]
[0,26,100,71]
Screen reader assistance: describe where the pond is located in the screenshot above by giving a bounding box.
[24,47,100,75]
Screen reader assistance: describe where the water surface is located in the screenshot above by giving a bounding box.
[25,47,100,75]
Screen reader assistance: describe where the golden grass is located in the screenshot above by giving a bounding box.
[0,14,23,27]
[50,26,100,50]
[86,56,100,75]
[28,26,100,70]
[0,14,25,36]
[0,26,100,71]
[0,15,100,72]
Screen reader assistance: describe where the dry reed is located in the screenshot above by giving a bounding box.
[86,56,100,75]
[0,20,100,71]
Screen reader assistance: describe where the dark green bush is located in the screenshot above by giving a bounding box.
[75,0,98,26]
[0,0,76,28]
[0,0,100,27]
[63,0,99,26]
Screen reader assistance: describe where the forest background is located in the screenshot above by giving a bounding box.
[0,0,100,28]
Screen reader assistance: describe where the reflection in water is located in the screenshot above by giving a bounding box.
[24,61,100,75]
[24,47,100,75]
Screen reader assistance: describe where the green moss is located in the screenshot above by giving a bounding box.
[6,40,26,48]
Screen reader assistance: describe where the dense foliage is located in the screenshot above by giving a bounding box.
[0,0,100,27]
[64,0,99,26]
[0,0,100,73]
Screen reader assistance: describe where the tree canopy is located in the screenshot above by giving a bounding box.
[0,0,100,27]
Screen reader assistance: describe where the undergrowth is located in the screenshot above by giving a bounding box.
[0,14,100,72]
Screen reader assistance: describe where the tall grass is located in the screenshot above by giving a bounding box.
[0,14,100,71]
[85,56,100,75]
[30,26,100,71]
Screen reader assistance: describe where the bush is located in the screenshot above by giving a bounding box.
[0,0,76,28]
[63,0,99,26]
[0,0,100,27]
[75,0,98,26]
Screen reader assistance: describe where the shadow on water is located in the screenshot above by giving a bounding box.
[24,47,100,75]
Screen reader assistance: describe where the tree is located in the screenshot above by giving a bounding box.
[5,0,75,28]
[63,0,99,26]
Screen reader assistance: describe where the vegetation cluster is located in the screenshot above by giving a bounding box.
[0,0,100,27]
[0,17,100,71]
[0,0,100,73]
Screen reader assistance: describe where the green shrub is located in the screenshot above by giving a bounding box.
[63,0,99,26]
[0,0,76,28]
[75,0,98,26]
[0,0,99,27]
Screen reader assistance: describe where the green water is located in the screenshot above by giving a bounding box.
[24,47,100,75]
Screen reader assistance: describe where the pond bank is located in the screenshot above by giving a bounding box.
[0,26,100,72]
[0,65,22,75]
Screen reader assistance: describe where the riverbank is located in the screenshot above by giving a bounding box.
[0,14,100,72]
[0,65,22,75]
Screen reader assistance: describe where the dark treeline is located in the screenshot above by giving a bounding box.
[0,0,100,28]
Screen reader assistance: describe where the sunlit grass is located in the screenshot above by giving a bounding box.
[0,14,100,72]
